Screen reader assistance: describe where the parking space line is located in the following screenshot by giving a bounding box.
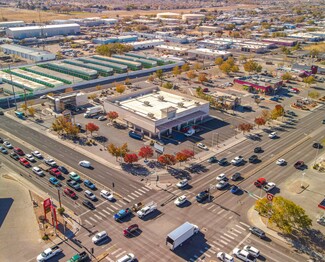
[111,248,122,255]
[84,219,92,225]
[114,202,123,208]
[239,222,250,228]
[97,211,106,217]
[89,217,97,223]
[207,204,214,210]
[213,240,224,248]
[217,209,224,215]
[115,251,126,258]
[228,231,238,237]
[102,209,111,215]
[93,214,102,220]
[110,204,120,210]
[105,207,115,213]
[126,195,135,200]
[223,233,235,240]
[232,228,242,234]
[235,224,246,231]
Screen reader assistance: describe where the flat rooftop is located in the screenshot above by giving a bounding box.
[1,44,54,56]
[118,90,204,121]
[8,23,80,31]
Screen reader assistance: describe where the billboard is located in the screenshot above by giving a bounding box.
[43,198,52,218]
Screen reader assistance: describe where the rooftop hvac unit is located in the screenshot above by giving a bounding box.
[177,102,184,108]
[143,101,150,106]
[147,112,155,118]
[158,95,165,101]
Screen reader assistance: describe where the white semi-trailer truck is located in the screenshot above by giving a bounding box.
[166,222,199,250]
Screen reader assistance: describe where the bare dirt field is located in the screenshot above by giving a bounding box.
[1,5,256,22]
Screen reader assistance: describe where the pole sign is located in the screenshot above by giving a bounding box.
[266,193,274,202]
[43,198,52,219]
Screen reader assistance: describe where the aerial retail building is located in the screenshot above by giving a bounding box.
[6,24,80,39]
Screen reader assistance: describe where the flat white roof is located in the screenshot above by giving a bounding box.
[156,45,188,51]
[189,48,231,55]
[8,23,80,31]
[119,90,204,120]
[1,44,54,56]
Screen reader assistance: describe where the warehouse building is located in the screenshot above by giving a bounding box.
[92,35,138,45]
[0,21,25,28]
[0,44,56,62]
[198,39,231,50]
[187,48,232,60]
[104,87,210,138]
[6,24,80,39]
[129,39,165,50]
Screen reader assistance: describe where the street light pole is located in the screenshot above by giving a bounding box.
[301,172,305,188]
[57,188,62,208]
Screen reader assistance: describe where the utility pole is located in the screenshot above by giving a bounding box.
[23,88,27,110]
[57,188,62,208]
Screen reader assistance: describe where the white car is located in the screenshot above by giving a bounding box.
[216,173,227,181]
[217,252,234,262]
[268,132,277,139]
[32,151,43,159]
[137,203,157,218]
[98,116,107,121]
[92,231,108,244]
[276,159,286,165]
[197,142,208,150]
[32,167,44,176]
[100,190,114,201]
[116,253,135,262]
[231,156,243,165]
[79,160,91,168]
[233,248,256,262]
[44,158,57,167]
[243,245,260,258]
[85,190,97,201]
[174,195,187,206]
[185,128,195,137]
[216,180,229,189]
[176,179,188,188]
[25,154,36,162]
[3,141,13,149]
[263,182,276,192]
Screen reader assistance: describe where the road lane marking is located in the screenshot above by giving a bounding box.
[217,209,224,215]
[102,209,111,215]
[110,204,120,210]
[232,228,242,234]
[114,202,123,207]
[228,231,238,237]
[89,217,97,223]
[111,248,122,255]
[235,224,246,231]
[207,204,214,210]
[131,192,140,197]
[233,233,251,254]
[239,221,250,228]
[93,214,102,220]
[213,240,224,248]
[136,188,147,193]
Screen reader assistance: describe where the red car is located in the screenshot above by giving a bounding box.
[123,224,139,237]
[294,161,304,169]
[14,147,24,156]
[49,168,62,178]
[64,188,76,198]
[254,177,266,187]
[19,158,30,167]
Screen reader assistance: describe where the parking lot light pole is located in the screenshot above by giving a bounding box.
[301,172,305,188]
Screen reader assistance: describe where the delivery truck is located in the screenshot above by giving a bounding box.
[166,222,199,250]
[84,105,104,118]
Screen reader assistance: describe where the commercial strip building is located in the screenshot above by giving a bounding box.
[92,35,138,45]
[130,40,165,50]
[6,24,80,39]
[0,44,56,62]
[187,48,232,60]
[103,87,210,138]
[234,75,283,95]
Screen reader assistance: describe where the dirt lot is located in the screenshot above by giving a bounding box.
[1,5,256,22]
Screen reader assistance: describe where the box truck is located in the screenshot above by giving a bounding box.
[84,105,104,118]
[166,222,199,250]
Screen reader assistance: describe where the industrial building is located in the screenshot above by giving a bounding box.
[0,21,25,28]
[130,40,165,50]
[92,35,138,45]
[187,48,232,60]
[104,87,210,138]
[6,24,80,39]
[198,39,231,50]
[155,45,188,55]
[0,44,56,62]
[262,38,298,47]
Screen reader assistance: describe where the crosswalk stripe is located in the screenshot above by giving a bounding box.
[239,221,250,228]
[94,214,102,220]
[228,231,238,237]
[111,248,122,255]
[213,241,224,248]
[219,235,232,242]
[114,202,123,208]
[212,208,219,212]
[134,190,143,196]
[228,215,233,220]
[84,219,92,225]
[207,205,214,210]
[136,188,147,193]
[189,259,195,262]
[124,197,131,202]
[105,207,115,213]
[143,185,151,190]
[204,253,211,257]
[207,249,216,254]
[219,239,229,245]
[89,217,97,223]
[223,233,235,240]
[102,209,111,215]
[97,211,106,217]
[105,257,114,262]
[232,228,242,234]
[209,244,215,249]
[127,195,135,200]
[131,192,140,197]
[235,224,246,231]
[115,251,126,258]
[217,209,224,215]
[110,204,120,210]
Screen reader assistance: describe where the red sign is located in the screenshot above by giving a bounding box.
[266,193,274,202]
[43,198,52,219]
[51,206,58,229]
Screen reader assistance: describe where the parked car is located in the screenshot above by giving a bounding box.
[196,142,208,150]
[49,177,60,186]
[231,172,241,181]
[58,166,69,174]
[64,188,76,198]
[32,151,43,159]
[84,190,97,201]
[176,179,188,188]
[217,252,234,262]
[67,179,80,190]
[82,200,95,210]
[3,141,13,149]
[69,172,80,181]
[92,231,108,244]
[276,159,286,166]
[317,216,325,226]
[84,180,96,190]
[207,156,218,163]
[123,224,139,237]
[19,158,31,167]
[268,132,277,139]
[263,182,276,192]
[249,226,265,238]
[98,116,107,121]
[0,146,8,154]
[100,190,114,201]
[25,154,36,162]
[32,167,44,176]
[294,161,304,169]
[49,168,62,178]
[254,147,262,153]
[44,159,57,167]
[216,180,229,190]
[13,147,24,156]
[10,152,20,160]
[174,195,187,206]
[313,143,323,149]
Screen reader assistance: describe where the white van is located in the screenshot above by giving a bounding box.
[116,253,135,262]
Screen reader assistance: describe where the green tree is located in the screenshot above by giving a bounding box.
[116,83,126,94]
[281,72,293,81]
[198,73,208,83]
[95,43,133,56]
[303,76,315,87]
[255,196,312,234]
[193,62,203,70]
[231,65,240,73]
[186,70,197,79]
[215,57,224,66]
[162,82,173,89]
[308,90,320,99]
[172,66,181,77]
[219,62,232,75]
[243,60,262,74]
[155,69,164,81]
[181,63,190,72]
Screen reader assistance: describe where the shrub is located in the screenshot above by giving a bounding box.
[57,207,65,215]
[42,234,49,240]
